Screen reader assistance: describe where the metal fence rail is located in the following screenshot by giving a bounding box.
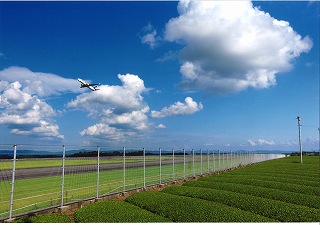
[0,144,285,220]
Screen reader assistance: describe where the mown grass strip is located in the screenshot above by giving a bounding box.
[0,161,194,216]
[125,191,276,222]
[199,176,319,196]
[163,185,320,222]
[184,180,320,209]
[74,200,171,223]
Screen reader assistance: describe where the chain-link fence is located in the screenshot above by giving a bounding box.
[0,144,285,220]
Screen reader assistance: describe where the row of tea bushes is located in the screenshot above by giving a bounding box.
[184,180,320,209]
[211,173,320,188]
[162,185,320,222]
[199,176,319,196]
[73,200,170,223]
[125,191,275,222]
[227,156,319,177]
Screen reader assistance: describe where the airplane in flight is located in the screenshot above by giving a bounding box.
[77,78,100,91]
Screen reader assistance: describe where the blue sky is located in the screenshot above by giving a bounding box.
[0,1,319,152]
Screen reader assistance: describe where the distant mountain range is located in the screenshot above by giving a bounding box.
[0,149,116,157]
[0,149,177,158]
[0,149,306,158]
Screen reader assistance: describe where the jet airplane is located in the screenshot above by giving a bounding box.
[78,78,100,91]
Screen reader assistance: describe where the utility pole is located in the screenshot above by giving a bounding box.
[297,116,303,164]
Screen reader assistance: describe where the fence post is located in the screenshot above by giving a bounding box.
[9,144,17,220]
[183,148,186,180]
[207,149,210,174]
[96,146,100,199]
[200,149,203,175]
[143,148,146,188]
[231,150,233,168]
[226,150,228,170]
[172,148,175,181]
[159,148,162,184]
[229,150,231,168]
[192,149,195,177]
[218,150,220,173]
[213,150,215,173]
[123,147,126,193]
[61,145,66,207]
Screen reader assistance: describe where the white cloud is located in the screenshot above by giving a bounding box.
[0,66,84,140]
[247,138,275,146]
[156,50,179,62]
[150,97,203,118]
[247,139,257,146]
[68,73,147,114]
[140,23,161,49]
[0,79,64,140]
[0,66,81,96]
[80,123,125,142]
[68,73,151,143]
[204,143,215,147]
[165,0,313,94]
[156,124,166,129]
[102,106,150,131]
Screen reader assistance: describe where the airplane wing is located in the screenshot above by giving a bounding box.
[78,78,100,91]
[88,86,97,91]
[78,78,89,85]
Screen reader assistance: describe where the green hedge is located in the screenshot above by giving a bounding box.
[17,214,71,223]
[163,185,320,222]
[74,200,171,222]
[126,191,275,222]
[184,180,320,209]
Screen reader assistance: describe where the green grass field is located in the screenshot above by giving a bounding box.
[1,156,173,170]
[1,155,238,218]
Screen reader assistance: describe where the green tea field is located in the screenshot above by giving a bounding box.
[73,156,319,223]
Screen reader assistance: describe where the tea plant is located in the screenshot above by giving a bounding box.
[199,176,319,196]
[184,180,320,209]
[214,174,319,188]
[74,200,171,222]
[163,185,320,222]
[126,191,275,222]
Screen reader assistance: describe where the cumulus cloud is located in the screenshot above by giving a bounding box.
[79,123,125,142]
[0,66,80,96]
[165,0,313,94]
[102,106,150,131]
[68,73,151,143]
[156,124,166,129]
[140,23,161,49]
[0,66,84,140]
[247,138,275,146]
[68,73,147,114]
[150,97,203,118]
[0,78,64,140]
